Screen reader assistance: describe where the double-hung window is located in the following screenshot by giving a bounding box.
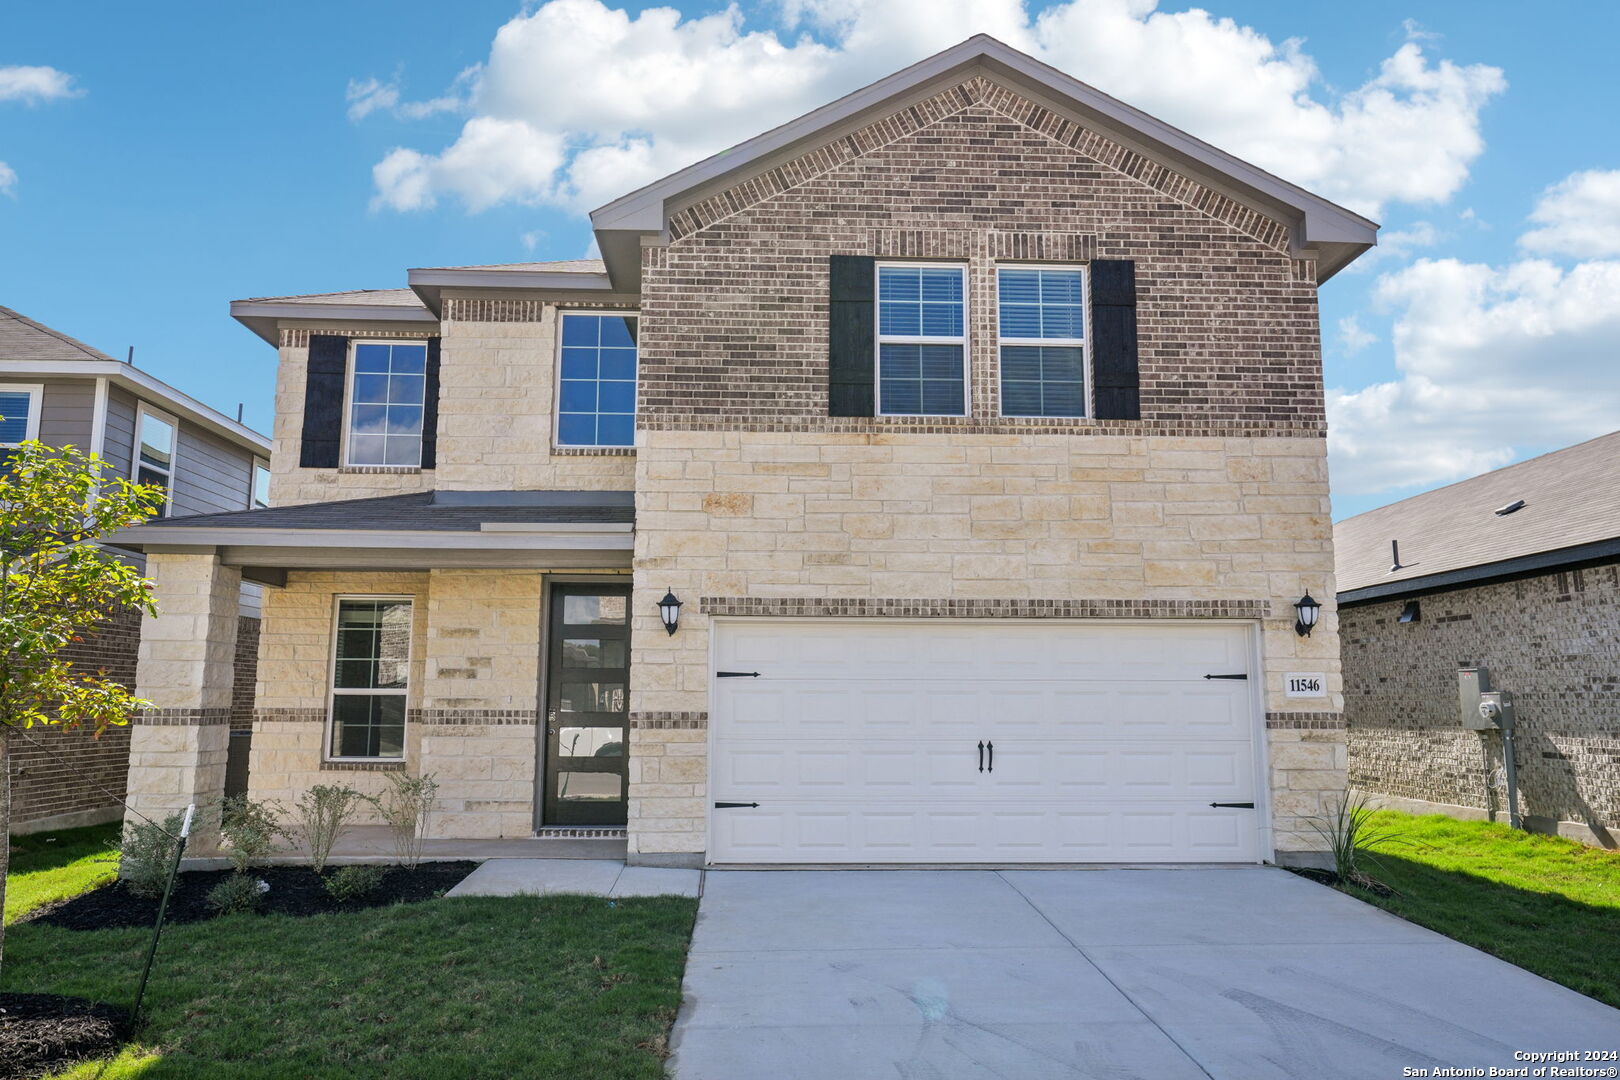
[876,264,967,416]
[135,405,178,515]
[346,342,427,467]
[329,597,412,760]
[997,266,1087,418]
[0,383,42,469]
[557,313,637,447]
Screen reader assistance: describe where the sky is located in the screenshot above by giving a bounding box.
[3,1,1618,519]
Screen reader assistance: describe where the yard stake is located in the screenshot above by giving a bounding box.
[131,803,193,1024]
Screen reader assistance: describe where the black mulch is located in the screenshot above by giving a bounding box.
[25,862,478,931]
[0,993,129,1080]
[1284,865,1396,897]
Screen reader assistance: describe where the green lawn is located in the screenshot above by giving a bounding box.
[1349,810,1620,1008]
[5,822,121,924]
[6,892,697,1079]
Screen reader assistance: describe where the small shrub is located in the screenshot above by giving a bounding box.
[371,773,440,869]
[207,874,267,915]
[220,795,284,873]
[323,864,386,902]
[1309,791,1411,889]
[290,785,367,873]
[120,813,184,899]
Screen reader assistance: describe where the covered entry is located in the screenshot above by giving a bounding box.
[709,619,1265,864]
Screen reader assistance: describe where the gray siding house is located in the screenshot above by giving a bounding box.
[1337,430,1620,848]
[1,305,271,832]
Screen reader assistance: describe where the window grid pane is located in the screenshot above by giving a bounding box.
[998,268,1086,418]
[999,346,1085,418]
[330,600,410,759]
[877,266,966,417]
[0,391,33,444]
[348,344,427,466]
[997,269,1086,342]
[556,315,637,447]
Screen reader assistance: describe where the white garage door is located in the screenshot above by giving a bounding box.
[709,620,1264,864]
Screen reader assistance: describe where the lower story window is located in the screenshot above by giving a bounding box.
[329,597,411,759]
[999,346,1086,417]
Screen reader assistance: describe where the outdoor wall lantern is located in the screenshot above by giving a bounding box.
[1294,593,1321,637]
[657,589,683,636]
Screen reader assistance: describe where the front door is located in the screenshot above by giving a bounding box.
[543,583,632,826]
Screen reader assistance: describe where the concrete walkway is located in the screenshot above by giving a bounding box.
[670,867,1620,1080]
[444,858,702,899]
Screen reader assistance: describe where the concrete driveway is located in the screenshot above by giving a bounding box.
[669,867,1620,1080]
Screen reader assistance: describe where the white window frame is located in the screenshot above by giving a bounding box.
[0,382,44,448]
[249,457,271,510]
[325,594,414,763]
[133,403,179,516]
[873,262,971,418]
[552,310,641,450]
[340,339,430,469]
[995,263,1092,419]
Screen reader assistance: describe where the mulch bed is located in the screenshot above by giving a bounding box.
[24,861,478,931]
[1285,865,1396,897]
[0,993,129,1080]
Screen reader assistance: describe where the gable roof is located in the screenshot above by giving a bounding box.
[1334,430,1620,602]
[590,34,1378,291]
[0,305,117,362]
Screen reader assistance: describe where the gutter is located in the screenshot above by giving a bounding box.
[1337,536,1620,606]
[109,522,635,552]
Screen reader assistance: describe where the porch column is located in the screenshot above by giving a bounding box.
[125,551,240,852]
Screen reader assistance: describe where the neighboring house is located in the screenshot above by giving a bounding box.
[1336,431,1619,848]
[0,305,271,833]
[110,36,1375,867]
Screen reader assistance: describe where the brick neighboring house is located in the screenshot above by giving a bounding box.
[0,306,271,834]
[110,37,1376,866]
[1337,431,1620,848]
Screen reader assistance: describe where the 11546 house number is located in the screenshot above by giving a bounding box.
[1285,673,1325,698]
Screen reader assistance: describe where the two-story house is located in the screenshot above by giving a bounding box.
[112,37,1375,867]
[0,304,271,833]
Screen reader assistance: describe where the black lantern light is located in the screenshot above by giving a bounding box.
[1294,592,1321,637]
[657,589,683,636]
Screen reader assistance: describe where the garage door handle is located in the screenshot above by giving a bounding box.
[977,740,984,772]
[1204,673,1248,681]
[714,801,760,809]
[716,671,760,678]
[1208,801,1255,809]
[986,741,993,773]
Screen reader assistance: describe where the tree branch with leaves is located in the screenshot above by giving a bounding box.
[0,439,162,974]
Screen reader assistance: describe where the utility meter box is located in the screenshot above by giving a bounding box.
[1478,690,1517,732]
[1459,667,1493,730]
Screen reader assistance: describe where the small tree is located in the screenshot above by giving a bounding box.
[0,440,161,973]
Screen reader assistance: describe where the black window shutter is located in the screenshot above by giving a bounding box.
[299,334,347,468]
[1090,259,1140,421]
[420,336,441,469]
[828,255,876,417]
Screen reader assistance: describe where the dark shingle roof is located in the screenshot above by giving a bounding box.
[0,305,116,362]
[1334,430,1620,596]
[134,491,635,532]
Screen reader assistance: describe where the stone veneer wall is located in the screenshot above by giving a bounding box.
[627,430,1345,860]
[1342,560,1620,844]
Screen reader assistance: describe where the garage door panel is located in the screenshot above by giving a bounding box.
[709,621,1262,864]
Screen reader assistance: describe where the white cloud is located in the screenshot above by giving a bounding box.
[1328,256,1620,495]
[0,161,16,197]
[0,65,79,104]
[1336,315,1376,355]
[346,77,399,122]
[1519,169,1620,259]
[1342,220,1440,273]
[366,0,1503,217]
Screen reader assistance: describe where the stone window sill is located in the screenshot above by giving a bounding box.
[321,759,407,772]
[551,446,636,457]
[337,465,428,475]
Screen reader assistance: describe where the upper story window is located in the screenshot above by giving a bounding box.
[135,405,177,515]
[557,313,637,447]
[0,383,43,469]
[328,596,411,760]
[996,267,1087,418]
[251,457,271,510]
[876,264,967,417]
[346,342,427,467]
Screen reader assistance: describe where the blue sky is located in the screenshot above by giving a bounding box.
[4,1,1618,518]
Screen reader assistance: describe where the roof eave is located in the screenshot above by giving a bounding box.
[1337,535,1620,605]
[229,300,437,346]
[405,267,618,315]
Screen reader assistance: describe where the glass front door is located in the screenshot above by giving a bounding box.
[543,583,631,826]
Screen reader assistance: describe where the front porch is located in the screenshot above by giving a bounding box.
[109,490,644,856]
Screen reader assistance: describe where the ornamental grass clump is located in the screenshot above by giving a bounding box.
[1309,791,1412,891]
[372,773,439,870]
[290,784,366,873]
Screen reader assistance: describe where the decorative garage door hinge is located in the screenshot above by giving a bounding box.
[1208,801,1256,809]
[714,801,760,809]
[1203,673,1248,680]
[716,671,761,678]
